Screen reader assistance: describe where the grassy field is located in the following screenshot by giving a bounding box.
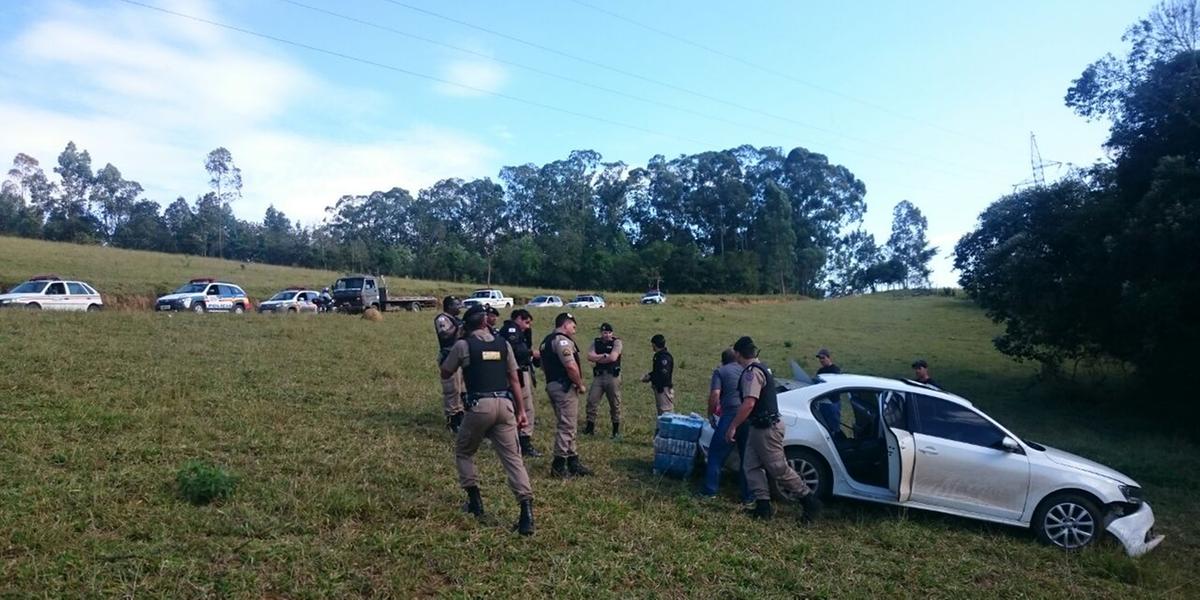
[1,239,1198,598]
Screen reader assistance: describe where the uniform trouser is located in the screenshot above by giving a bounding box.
[654,387,675,414]
[440,367,464,416]
[585,373,622,424]
[455,396,533,502]
[546,381,579,458]
[517,369,535,436]
[744,420,811,501]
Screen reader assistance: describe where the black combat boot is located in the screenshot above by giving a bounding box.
[520,435,543,458]
[550,456,569,477]
[583,420,595,435]
[799,493,823,524]
[462,486,484,518]
[513,499,535,536]
[611,422,621,440]
[747,499,773,520]
[566,455,593,476]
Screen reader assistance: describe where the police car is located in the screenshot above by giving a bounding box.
[258,288,320,314]
[0,274,104,311]
[155,278,252,313]
[567,294,606,309]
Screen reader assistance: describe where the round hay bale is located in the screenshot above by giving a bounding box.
[362,307,383,322]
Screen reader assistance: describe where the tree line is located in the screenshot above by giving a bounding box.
[1,142,935,297]
[954,0,1199,398]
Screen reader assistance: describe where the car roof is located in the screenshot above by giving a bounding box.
[796,373,973,407]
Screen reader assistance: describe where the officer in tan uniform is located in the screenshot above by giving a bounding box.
[726,336,821,522]
[539,312,593,477]
[499,309,542,457]
[434,296,466,431]
[584,322,624,439]
[440,305,535,535]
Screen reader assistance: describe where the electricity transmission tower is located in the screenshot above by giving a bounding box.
[1013,132,1065,192]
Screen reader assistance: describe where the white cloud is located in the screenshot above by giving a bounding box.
[434,59,509,97]
[0,0,498,225]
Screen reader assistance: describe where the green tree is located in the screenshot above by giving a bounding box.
[885,200,937,288]
[204,147,243,258]
[756,182,797,294]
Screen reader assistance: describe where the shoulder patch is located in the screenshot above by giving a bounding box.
[558,339,571,347]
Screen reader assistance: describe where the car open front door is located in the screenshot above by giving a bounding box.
[881,391,914,502]
[908,394,1031,521]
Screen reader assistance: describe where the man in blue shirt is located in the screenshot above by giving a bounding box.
[698,348,751,502]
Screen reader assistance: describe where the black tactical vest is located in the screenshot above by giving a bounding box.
[739,362,779,426]
[500,320,534,367]
[593,337,621,375]
[540,332,579,384]
[435,313,462,350]
[463,335,509,395]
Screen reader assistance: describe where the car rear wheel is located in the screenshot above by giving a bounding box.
[1034,492,1103,551]
[287,307,297,313]
[86,304,101,312]
[408,303,421,312]
[192,303,206,313]
[784,447,832,500]
[233,304,245,314]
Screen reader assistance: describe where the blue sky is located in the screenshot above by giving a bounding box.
[0,0,1155,285]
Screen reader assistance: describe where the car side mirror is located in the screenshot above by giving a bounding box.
[1000,436,1023,454]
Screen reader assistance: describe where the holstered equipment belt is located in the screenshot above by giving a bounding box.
[749,412,781,429]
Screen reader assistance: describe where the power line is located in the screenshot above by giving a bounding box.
[376,0,1008,178]
[278,0,991,182]
[114,0,715,146]
[568,0,1013,150]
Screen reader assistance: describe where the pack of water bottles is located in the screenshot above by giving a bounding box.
[652,413,706,478]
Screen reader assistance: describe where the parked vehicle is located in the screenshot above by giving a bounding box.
[527,295,564,308]
[330,274,437,313]
[461,289,514,310]
[567,294,605,309]
[641,290,667,304]
[0,274,103,311]
[698,371,1162,556]
[156,278,251,313]
[258,288,320,314]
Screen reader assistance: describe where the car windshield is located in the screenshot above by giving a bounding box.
[173,283,208,294]
[471,291,493,298]
[269,292,295,301]
[9,281,49,294]
[335,278,363,291]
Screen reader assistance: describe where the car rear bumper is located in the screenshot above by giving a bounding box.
[1107,502,1164,557]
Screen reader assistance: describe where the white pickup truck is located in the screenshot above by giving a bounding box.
[461,288,514,309]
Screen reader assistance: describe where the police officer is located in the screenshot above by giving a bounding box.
[641,334,674,415]
[584,322,623,439]
[540,312,593,477]
[485,305,501,334]
[440,305,534,535]
[726,336,821,522]
[434,296,465,431]
[499,309,543,457]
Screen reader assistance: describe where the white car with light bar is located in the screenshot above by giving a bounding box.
[567,294,605,309]
[698,365,1163,557]
[0,275,103,311]
[258,288,319,314]
[155,278,252,313]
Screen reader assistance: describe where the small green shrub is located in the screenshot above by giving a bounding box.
[176,460,237,505]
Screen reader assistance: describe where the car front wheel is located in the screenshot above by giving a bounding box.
[25,302,42,310]
[192,303,206,313]
[1033,492,1103,551]
[784,447,832,500]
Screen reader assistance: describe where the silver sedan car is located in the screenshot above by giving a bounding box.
[699,371,1162,556]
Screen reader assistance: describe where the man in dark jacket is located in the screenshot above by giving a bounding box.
[641,334,674,415]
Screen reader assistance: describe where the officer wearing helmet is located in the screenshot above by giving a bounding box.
[435,296,466,431]
[440,305,535,535]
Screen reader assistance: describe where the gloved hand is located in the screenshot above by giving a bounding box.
[447,411,464,433]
